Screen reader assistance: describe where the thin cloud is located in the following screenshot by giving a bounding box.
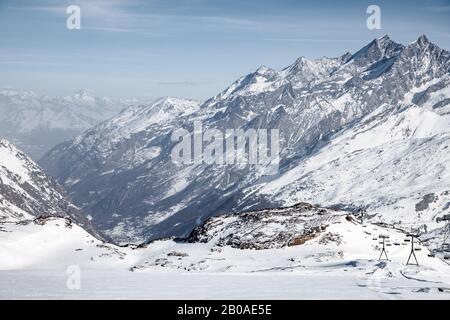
[11,1,257,34]
[196,15,255,26]
[10,5,62,14]
[127,12,257,27]
[157,81,202,87]
[426,5,450,12]
[263,38,365,43]
[12,1,255,26]
[9,0,140,20]
[84,26,166,37]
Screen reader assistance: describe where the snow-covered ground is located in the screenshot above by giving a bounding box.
[1,217,450,299]
[3,270,449,300]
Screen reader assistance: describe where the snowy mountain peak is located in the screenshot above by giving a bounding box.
[377,34,391,42]
[398,35,450,77]
[74,88,95,97]
[351,35,404,62]
[128,96,200,119]
[153,96,199,110]
[287,56,316,71]
[67,89,97,104]
[255,65,276,75]
[407,35,439,53]
[373,34,398,48]
[0,89,38,100]
[415,34,430,46]
[0,137,17,152]
[291,56,309,66]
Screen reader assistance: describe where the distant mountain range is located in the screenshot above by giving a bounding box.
[0,89,134,159]
[37,34,450,245]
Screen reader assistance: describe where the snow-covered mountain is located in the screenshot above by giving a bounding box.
[0,89,133,159]
[0,137,98,236]
[40,96,202,242]
[39,35,450,245]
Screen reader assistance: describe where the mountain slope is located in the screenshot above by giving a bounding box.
[0,138,98,237]
[40,35,450,244]
[40,97,201,242]
[0,217,120,270]
[254,104,450,238]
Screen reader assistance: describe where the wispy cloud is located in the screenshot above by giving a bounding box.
[157,81,202,87]
[8,0,131,17]
[0,59,73,66]
[426,5,450,12]
[84,26,166,37]
[11,1,255,26]
[9,0,144,29]
[120,12,257,28]
[195,15,254,26]
[263,38,365,43]
[10,5,62,14]
[10,0,257,36]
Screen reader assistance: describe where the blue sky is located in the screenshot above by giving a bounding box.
[1,0,449,101]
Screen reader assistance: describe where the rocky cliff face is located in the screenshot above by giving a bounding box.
[188,202,340,250]
[0,138,99,238]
